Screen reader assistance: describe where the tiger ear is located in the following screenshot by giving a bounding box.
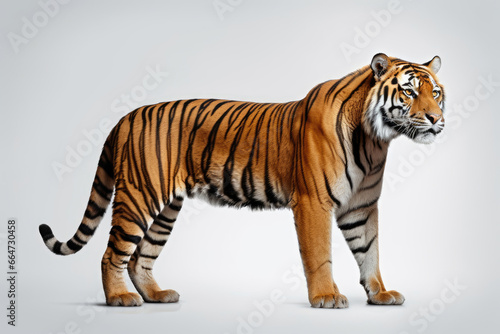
[423,56,441,74]
[371,53,391,80]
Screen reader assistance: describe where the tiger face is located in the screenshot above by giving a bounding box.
[364,53,445,144]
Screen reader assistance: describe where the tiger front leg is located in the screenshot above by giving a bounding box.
[337,205,404,305]
[292,198,349,309]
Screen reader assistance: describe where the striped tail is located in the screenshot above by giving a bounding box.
[39,134,115,255]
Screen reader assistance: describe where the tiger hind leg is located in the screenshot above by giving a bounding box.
[101,212,146,306]
[127,196,183,303]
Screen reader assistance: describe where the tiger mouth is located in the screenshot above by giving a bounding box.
[385,120,442,139]
[412,126,443,138]
[423,128,440,135]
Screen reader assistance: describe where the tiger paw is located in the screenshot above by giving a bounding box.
[310,293,349,309]
[144,289,180,303]
[368,290,405,305]
[106,292,143,306]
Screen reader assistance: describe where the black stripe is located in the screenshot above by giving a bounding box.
[362,133,373,169]
[93,175,113,200]
[383,85,389,104]
[312,259,332,274]
[139,254,158,260]
[345,236,360,242]
[337,197,379,222]
[110,225,142,244]
[323,173,341,207]
[338,218,369,230]
[359,177,382,191]
[107,241,130,256]
[222,168,242,204]
[345,167,353,190]
[109,260,123,269]
[78,224,96,236]
[368,159,386,176]
[73,234,87,245]
[152,229,171,235]
[352,125,366,175]
[155,104,167,203]
[169,204,182,211]
[264,163,280,205]
[84,200,106,219]
[144,233,167,246]
[66,239,83,251]
[98,151,114,179]
[53,241,63,255]
[153,220,173,232]
[157,213,176,223]
[351,236,376,254]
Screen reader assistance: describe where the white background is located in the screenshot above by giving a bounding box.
[1,0,499,333]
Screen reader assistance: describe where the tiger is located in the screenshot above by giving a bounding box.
[39,53,445,308]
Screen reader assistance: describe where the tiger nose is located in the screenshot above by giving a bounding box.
[425,113,441,124]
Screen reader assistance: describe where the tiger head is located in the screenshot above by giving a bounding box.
[363,53,445,144]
